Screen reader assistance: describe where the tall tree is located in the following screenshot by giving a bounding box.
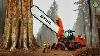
[47,0,58,22]
[0,0,36,51]
[73,0,98,46]
[37,0,58,45]
[0,0,5,38]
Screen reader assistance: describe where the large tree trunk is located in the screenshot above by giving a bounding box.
[0,0,35,51]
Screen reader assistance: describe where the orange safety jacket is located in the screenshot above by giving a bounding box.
[75,36,86,46]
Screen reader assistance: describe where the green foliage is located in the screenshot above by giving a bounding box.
[47,0,58,23]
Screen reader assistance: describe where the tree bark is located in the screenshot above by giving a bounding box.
[0,0,35,51]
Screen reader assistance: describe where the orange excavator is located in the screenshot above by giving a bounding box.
[31,5,86,50]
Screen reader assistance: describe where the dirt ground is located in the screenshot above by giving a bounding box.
[33,49,75,56]
[0,48,99,56]
[0,48,75,56]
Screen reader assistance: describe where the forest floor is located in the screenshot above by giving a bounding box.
[33,48,75,56]
[0,47,99,56]
[0,48,75,56]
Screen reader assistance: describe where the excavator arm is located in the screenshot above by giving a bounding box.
[31,5,64,37]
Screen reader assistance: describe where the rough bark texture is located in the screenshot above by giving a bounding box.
[0,0,35,51]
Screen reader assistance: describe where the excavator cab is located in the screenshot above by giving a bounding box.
[64,29,76,50]
[65,29,75,41]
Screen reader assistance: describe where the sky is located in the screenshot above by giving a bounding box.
[33,0,79,37]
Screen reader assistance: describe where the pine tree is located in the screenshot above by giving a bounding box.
[73,0,96,46]
[47,0,58,22]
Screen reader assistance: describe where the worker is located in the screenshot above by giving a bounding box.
[80,36,86,47]
[60,42,65,50]
[75,35,86,49]
[51,43,55,50]
[47,42,50,53]
[55,43,59,50]
[43,42,47,53]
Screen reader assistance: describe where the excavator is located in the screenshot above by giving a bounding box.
[31,5,86,50]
